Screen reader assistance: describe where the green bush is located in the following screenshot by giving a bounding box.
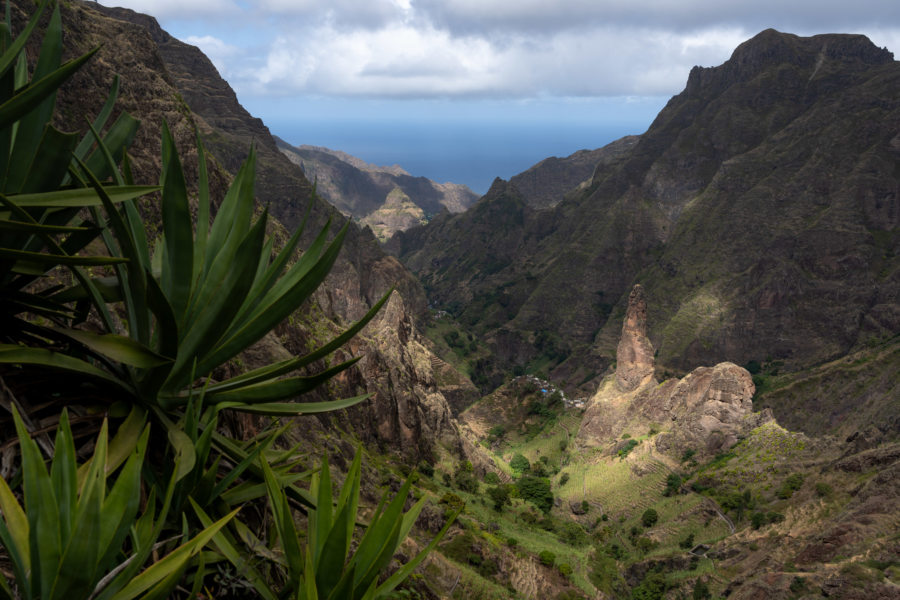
[679,533,695,549]
[517,476,554,514]
[641,508,659,528]
[815,482,833,497]
[559,472,570,486]
[484,471,501,485]
[557,521,590,547]
[487,485,511,512]
[777,473,804,499]
[630,571,667,600]
[539,550,556,567]
[558,563,573,577]
[618,439,639,458]
[635,536,658,555]
[510,453,531,474]
[664,473,682,496]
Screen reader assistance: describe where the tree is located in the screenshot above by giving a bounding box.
[510,453,531,474]
[517,476,554,513]
[641,508,659,528]
[487,485,511,512]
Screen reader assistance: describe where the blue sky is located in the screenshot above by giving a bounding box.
[98,1,900,192]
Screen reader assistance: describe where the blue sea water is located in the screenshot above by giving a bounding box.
[246,97,668,195]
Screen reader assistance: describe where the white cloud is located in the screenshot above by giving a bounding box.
[126,0,900,100]
[238,22,753,99]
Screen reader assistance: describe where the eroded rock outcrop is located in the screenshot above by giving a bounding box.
[615,284,656,391]
[579,286,771,457]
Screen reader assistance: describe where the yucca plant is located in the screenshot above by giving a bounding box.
[0,0,158,347]
[0,406,237,600]
[194,450,458,600]
[0,0,387,420]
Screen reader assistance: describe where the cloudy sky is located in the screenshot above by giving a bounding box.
[98,0,900,191]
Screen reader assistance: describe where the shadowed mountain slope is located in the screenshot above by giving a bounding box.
[388,30,900,404]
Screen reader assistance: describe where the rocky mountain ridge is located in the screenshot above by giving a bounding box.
[508,135,639,210]
[388,30,900,437]
[277,140,478,241]
[578,284,773,458]
[38,0,471,460]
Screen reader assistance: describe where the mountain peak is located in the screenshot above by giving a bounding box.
[686,29,894,95]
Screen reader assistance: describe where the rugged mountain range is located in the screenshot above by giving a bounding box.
[277,140,478,240]
[388,30,900,417]
[13,3,900,597]
[30,0,475,460]
[508,136,639,209]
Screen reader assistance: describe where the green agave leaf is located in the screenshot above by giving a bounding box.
[16,125,77,195]
[0,246,127,266]
[7,184,159,207]
[168,428,196,484]
[4,0,63,193]
[105,508,239,600]
[203,289,392,394]
[159,122,192,319]
[210,393,371,416]
[0,218,97,234]
[316,500,351,599]
[351,476,416,592]
[200,357,362,405]
[0,344,131,391]
[76,405,146,486]
[96,426,149,573]
[218,472,307,506]
[200,145,256,280]
[314,456,333,568]
[0,518,29,600]
[0,47,98,133]
[0,0,49,83]
[12,405,61,599]
[83,112,140,183]
[51,327,171,368]
[197,222,350,378]
[189,499,278,600]
[49,411,77,551]
[164,210,269,393]
[372,507,460,599]
[0,474,29,574]
[260,456,304,585]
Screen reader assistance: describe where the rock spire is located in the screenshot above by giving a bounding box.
[615,284,656,391]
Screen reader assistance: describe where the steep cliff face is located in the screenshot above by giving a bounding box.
[389,30,900,408]
[35,0,466,459]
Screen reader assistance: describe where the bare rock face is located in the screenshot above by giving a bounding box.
[342,292,463,458]
[615,285,656,392]
[651,363,767,455]
[579,287,770,458]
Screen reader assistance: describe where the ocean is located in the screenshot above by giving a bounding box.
[249,97,668,195]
